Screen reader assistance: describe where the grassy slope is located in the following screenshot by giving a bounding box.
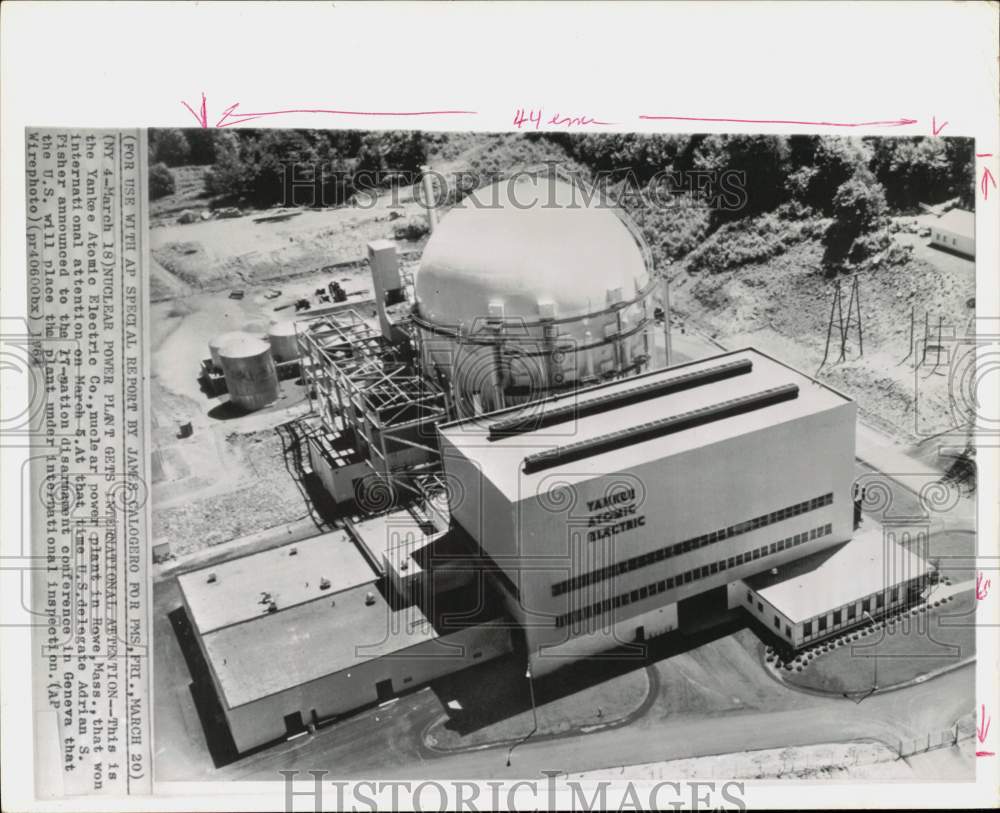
[665,212,974,447]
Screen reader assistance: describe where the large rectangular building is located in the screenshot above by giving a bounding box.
[438,348,857,675]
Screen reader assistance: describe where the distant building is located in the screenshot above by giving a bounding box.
[929,209,975,257]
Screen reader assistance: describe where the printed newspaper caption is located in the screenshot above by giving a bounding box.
[25,129,152,795]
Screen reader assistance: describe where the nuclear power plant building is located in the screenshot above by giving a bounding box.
[439,348,857,675]
[177,170,932,754]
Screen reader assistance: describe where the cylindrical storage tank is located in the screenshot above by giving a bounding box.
[218,334,280,411]
[209,331,252,370]
[412,172,663,417]
[267,319,300,363]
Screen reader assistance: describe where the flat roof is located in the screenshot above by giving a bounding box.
[201,582,441,708]
[439,348,852,499]
[935,208,974,238]
[178,530,377,635]
[744,525,931,623]
[348,508,445,571]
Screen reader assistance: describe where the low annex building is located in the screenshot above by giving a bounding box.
[178,529,510,753]
[735,524,932,649]
[929,208,975,257]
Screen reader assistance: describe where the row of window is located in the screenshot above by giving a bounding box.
[552,493,835,596]
[933,232,960,248]
[801,577,926,639]
[554,523,833,628]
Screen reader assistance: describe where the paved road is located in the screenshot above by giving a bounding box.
[856,421,946,484]
[216,663,972,781]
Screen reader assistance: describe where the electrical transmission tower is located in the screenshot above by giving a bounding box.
[817,274,864,374]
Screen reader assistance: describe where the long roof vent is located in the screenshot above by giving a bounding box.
[488,358,753,440]
[522,383,799,473]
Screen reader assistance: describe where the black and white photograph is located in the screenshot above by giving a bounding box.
[3,3,998,811]
[147,128,979,782]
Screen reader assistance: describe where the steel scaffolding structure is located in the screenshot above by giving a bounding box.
[297,308,452,505]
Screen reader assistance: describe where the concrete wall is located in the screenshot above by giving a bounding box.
[486,400,856,671]
[221,620,512,754]
[308,437,369,505]
[440,437,518,564]
[531,601,677,675]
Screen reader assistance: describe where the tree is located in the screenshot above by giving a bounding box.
[945,138,976,210]
[151,129,191,167]
[693,135,790,223]
[203,131,246,200]
[148,163,175,199]
[867,137,947,210]
[822,175,888,269]
[787,137,871,215]
[241,129,322,208]
[380,131,428,173]
[185,128,217,164]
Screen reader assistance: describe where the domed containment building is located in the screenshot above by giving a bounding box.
[411,174,666,416]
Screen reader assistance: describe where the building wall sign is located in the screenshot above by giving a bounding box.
[585,488,647,542]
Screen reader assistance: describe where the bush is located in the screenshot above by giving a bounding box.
[848,230,893,265]
[686,211,808,272]
[392,216,430,241]
[694,134,791,224]
[151,129,191,167]
[628,193,712,267]
[821,175,888,269]
[148,163,175,200]
[202,129,431,209]
[867,136,974,210]
[203,131,246,200]
[786,137,872,216]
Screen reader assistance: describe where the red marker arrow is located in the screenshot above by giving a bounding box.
[932,116,948,136]
[976,571,991,600]
[638,115,918,128]
[181,93,208,128]
[977,704,994,757]
[215,102,477,128]
[981,167,997,201]
[179,95,476,128]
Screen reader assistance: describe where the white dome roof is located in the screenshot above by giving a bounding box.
[414,175,649,328]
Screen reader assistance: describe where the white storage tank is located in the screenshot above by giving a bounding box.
[218,334,280,411]
[267,320,300,363]
[209,331,253,370]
